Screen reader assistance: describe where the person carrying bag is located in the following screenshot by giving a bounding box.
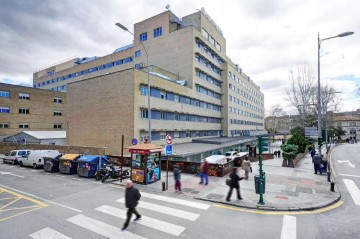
[226,167,244,201]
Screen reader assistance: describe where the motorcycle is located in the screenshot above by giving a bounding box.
[95,165,130,183]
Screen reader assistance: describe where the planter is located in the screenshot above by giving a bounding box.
[282,153,305,168]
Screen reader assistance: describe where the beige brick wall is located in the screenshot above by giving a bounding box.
[0,83,66,136]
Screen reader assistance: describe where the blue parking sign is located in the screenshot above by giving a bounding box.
[165,144,173,155]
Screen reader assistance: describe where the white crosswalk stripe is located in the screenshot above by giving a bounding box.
[67,214,146,239]
[280,215,297,239]
[29,227,72,239]
[140,192,210,210]
[343,178,360,206]
[28,191,210,238]
[117,198,200,221]
[95,205,186,236]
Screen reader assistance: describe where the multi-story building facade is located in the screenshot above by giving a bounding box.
[33,9,265,154]
[265,115,299,133]
[331,109,360,140]
[0,83,66,136]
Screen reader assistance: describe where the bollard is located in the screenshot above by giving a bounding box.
[162,181,166,191]
[330,182,335,192]
[327,172,331,182]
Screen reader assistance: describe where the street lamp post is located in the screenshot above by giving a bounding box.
[116,23,152,142]
[317,31,353,155]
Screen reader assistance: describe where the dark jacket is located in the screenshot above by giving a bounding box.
[125,186,141,208]
[173,167,181,180]
[229,172,243,188]
[310,149,316,158]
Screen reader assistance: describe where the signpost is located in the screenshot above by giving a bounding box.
[165,134,173,190]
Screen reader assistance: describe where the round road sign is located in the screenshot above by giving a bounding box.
[165,134,172,144]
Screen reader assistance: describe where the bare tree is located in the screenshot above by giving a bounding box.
[266,104,285,133]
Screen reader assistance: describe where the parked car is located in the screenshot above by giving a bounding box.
[20,150,60,169]
[224,151,238,161]
[3,150,31,165]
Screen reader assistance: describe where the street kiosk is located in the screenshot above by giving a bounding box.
[126,141,163,185]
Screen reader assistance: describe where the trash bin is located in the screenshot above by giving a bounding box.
[59,154,81,174]
[77,155,108,178]
[43,154,63,173]
[254,175,266,194]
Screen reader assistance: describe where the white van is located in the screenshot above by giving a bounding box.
[3,150,31,165]
[20,150,60,168]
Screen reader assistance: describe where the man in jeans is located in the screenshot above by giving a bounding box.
[199,158,209,185]
[122,181,141,231]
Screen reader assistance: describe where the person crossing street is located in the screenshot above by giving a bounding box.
[122,180,141,231]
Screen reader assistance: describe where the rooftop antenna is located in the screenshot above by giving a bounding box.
[166,4,170,10]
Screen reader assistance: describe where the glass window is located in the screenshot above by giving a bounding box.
[140,86,148,95]
[0,91,10,98]
[0,123,9,128]
[153,27,162,37]
[19,124,29,128]
[201,28,209,40]
[19,108,29,114]
[141,109,148,119]
[140,32,147,41]
[54,98,62,103]
[53,124,62,129]
[19,93,30,100]
[135,50,141,57]
[54,111,62,116]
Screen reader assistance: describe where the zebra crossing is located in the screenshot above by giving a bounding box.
[29,192,211,239]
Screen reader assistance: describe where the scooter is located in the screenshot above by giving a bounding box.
[99,165,130,183]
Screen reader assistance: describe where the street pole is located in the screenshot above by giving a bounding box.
[317,31,354,155]
[116,23,152,143]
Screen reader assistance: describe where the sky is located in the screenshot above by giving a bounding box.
[1,0,359,115]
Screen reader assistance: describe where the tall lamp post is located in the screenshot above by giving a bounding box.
[317,31,353,154]
[116,23,152,142]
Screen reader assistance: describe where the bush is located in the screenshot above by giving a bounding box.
[287,128,307,154]
[281,144,298,160]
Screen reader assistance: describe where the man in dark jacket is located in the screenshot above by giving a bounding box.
[226,168,244,201]
[122,180,141,231]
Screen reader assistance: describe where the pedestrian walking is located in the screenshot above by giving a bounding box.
[226,167,244,201]
[122,180,141,231]
[199,158,209,185]
[310,148,316,159]
[273,150,278,158]
[173,164,182,192]
[313,154,323,174]
[242,156,251,180]
[277,150,281,158]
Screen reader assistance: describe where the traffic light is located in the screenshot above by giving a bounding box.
[248,146,256,157]
[258,137,269,154]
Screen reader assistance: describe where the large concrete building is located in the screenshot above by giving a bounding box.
[33,9,265,154]
[0,83,66,137]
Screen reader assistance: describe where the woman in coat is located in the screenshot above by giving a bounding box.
[226,167,244,201]
[242,156,251,180]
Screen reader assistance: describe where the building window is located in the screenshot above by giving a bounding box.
[160,91,166,99]
[48,70,55,76]
[19,108,29,114]
[0,91,10,98]
[19,93,30,100]
[140,86,148,95]
[135,50,141,57]
[160,134,166,140]
[153,27,162,37]
[201,28,209,40]
[19,124,29,129]
[0,123,9,128]
[54,124,62,129]
[160,112,166,120]
[135,63,143,69]
[140,32,147,41]
[54,98,62,103]
[0,106,10,113]
[54,111,62,116]
[141,109,148,119]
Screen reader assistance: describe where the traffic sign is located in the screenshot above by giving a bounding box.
[131,138,138,145]
[165,144,173,155]
[165,134,172,144]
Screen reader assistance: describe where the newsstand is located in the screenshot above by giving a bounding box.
[77,155,108,178]
[59,154,81,174]
[43,154,63,173]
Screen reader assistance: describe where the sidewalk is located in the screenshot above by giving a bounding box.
[112,142,339,211]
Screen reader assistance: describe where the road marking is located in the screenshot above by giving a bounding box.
[0,171,25,178]
[117,198,199,221]
[71,178,83,181]
[212,200,344,215]
[281,215,296,239]
[29,227,72,239]
[67,214,146,239]
[96,205,185,236]
[337,160,355,168]
[140,192,210,210]
[343,179,360,206]
[339,174,360,178]
[0,184,81,212]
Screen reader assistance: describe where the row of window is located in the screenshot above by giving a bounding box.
[141,130,222,141]
[229,83,263,108]
[230,119,263,126]
[140,109,221,123]
[201,28,221,52]
[195,69,221,87]
[229,106,262,120]
[196,85,221,99]
[195,54,221,76]
[229,71,263,101]
[0,91,10,98]
[34,57,134,89]
[0,92,30,100]
[140,86,221,111]
[0,123,62,129]
[229,95,262,113]
[195,38,224,65]
[0,106,62,116]
[139,27,163,42]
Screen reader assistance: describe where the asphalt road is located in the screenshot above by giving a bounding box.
[0,144,359,239]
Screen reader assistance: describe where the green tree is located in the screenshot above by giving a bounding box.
[288,126,308,153]
[281,144,298,160]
